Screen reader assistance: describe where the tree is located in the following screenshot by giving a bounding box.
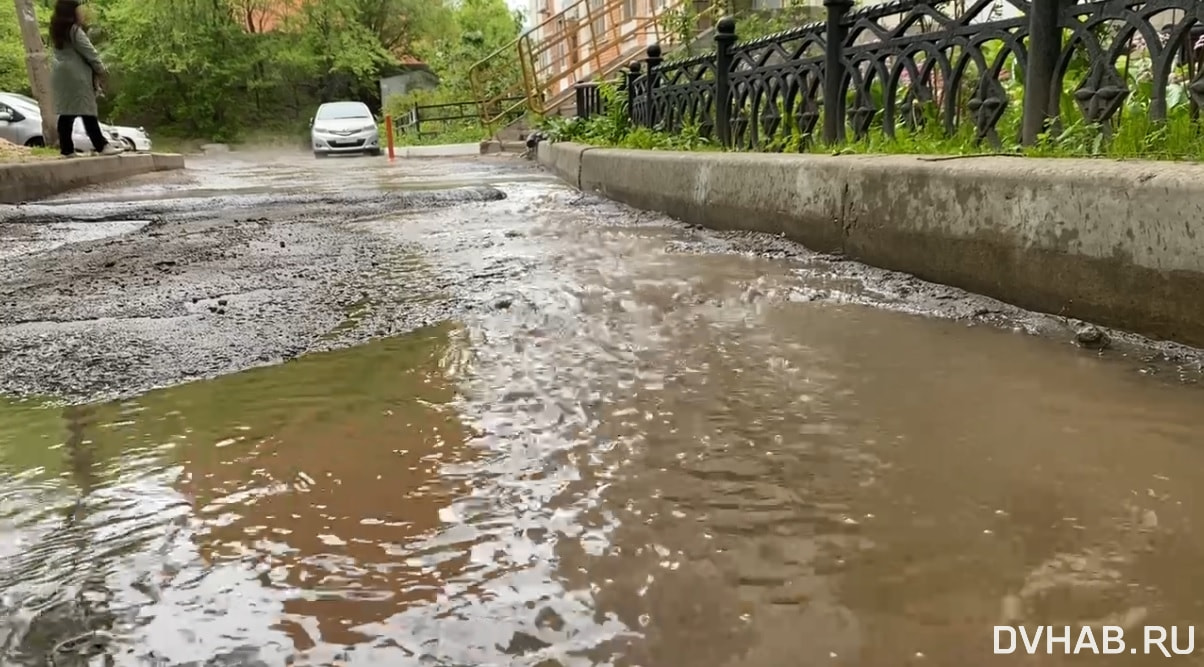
[0,1,28,92]
[414,0,522,100]
[0,0,513,140]
[11,0,56,145]
[99,0,259,138]
[289,0,397,104]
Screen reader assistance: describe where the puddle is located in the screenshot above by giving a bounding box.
[4,156,1204,667]
[0,325,484,664]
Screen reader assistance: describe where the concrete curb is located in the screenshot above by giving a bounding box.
[0,152,186,204]
[393,143,481,159]
[538,141,1204,347]
[480,140,528,155]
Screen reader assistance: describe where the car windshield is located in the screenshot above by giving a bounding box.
[0,96,38,118]
[316,103,371,121]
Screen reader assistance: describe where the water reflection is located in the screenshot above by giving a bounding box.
[3,176,1204,667]
[0,325,486,664]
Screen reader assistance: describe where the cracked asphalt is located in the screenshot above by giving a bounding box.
[1,150,1201,403]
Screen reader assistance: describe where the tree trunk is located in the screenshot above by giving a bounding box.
[13,0,57,146]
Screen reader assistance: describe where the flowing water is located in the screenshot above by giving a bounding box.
[1,155,1203,666]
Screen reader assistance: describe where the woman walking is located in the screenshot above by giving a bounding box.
[49,0,120,157]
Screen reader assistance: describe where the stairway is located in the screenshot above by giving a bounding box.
[470,0,724,129]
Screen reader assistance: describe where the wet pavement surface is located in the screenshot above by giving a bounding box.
[1,150,1203,666]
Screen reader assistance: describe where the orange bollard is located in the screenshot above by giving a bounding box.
[385,115,395,161]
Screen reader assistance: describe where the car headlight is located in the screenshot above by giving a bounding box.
[361,125,376,133]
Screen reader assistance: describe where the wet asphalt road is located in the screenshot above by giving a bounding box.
[1,151,1204,666]
[1,151,1199,404]
[0,154,524,401]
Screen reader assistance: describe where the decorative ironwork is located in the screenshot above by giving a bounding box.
[650,54,719,136]
[1056,0,1204,134]
[629,62,650,126]
[610,0,1204,151]
[728,23,827,150]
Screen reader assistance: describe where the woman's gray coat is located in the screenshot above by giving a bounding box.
[51,25,105,117]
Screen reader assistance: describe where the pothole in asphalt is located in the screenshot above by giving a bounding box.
[0,221,153,261]
[0,324,498,664]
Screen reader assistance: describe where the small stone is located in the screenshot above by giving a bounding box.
[218,299,228,306]
[535,606,565,632]
[498,631,550,656]
[1141,509,1158,529]
[504,230,522,238]
[279,241,286,248]
[1001,594,1023,622]
[1074,324,1110,349]
[494,298,512,310]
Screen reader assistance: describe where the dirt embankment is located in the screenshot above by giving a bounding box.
[0,137,50,164]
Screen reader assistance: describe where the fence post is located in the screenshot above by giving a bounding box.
[646,43,663,129]
[1021,0,1063,145]
[575,83,588,119]
[627,63,642,124]
[410,106,421,137]
[385,115,394,161]
[822,0,852,144]
[714,16,737,148]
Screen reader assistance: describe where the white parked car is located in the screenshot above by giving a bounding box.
[0,92,126,150]
[310,101,381,158]
[109,124,152,152]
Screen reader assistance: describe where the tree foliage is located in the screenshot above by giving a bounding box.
[387,0,523,121]
[0,2,27,93]
[0,0,521,140]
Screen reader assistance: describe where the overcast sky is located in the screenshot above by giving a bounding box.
[505,0,529,23]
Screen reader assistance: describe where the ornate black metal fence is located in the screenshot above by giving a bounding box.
[608,0,1204,150]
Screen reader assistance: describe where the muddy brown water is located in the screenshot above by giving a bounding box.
[1,152,1203,666]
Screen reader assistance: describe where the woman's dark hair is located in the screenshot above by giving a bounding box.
[49,0,81,50]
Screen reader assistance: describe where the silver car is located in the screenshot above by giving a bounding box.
[0,92,122,149]
[310,101,381,158]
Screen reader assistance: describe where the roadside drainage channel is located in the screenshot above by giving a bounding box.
[536,141,1204,349]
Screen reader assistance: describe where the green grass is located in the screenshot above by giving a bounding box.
[387,123,489,147]
[546,104,1204,163]
[149,123,492,154]
[143,120,313,154]
[540,75,1204,162]
[0,144,57,164]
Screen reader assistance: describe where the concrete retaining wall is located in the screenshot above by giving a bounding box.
[0,153,185,204]
[538,141,1204,347]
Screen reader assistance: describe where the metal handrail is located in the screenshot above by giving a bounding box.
[396,97,527,137]
[468,0,725,128]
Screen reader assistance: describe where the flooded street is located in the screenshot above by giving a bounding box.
[1,152,1203,666]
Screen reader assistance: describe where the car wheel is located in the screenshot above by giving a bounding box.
[24,137,44,148]
[120,137,136,152]
[366,148,382,157]
[313,151,328,159]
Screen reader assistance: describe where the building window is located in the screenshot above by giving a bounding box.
[590,0,606,39]
[624,0,637,19]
